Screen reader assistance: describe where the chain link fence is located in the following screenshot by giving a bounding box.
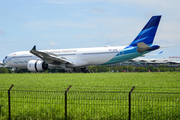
[0,85,179,120]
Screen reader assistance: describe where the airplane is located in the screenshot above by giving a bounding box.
[0,61,5,67]
[3,15,162,73]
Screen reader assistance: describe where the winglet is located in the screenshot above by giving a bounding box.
[30,45,37,54]
[32,45,36,51]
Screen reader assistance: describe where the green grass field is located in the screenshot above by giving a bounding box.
[0,72,180,88]
[0,72,180,120]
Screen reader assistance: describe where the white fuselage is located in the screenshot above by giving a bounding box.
[4,46,131,69]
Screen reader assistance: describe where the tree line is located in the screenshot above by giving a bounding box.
[0,65,179,73]
[88,65,179,72]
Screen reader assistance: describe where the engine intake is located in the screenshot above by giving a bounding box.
[27,60,48,72]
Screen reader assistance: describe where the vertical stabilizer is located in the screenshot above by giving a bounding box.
[130,16,161,46]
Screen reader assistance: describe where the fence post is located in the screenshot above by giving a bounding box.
[8,84,14,120]
[0,105,4,118]
[129,86,135,120]
[65,85,72,120]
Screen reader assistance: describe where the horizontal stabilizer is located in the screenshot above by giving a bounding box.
[157,51,163,55]
[137,42,151,53]
[160,44,178,48]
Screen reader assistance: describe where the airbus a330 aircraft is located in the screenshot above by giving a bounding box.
[3,15,162,73]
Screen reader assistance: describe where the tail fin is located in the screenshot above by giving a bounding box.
[130,16,161,46]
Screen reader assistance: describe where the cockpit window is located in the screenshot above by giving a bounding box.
[5,56,7,59]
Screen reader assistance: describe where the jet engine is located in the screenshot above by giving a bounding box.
[27,60,48,72]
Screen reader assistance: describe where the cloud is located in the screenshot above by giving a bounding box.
[91,8,107,13]
[22,0,180,46]
[106,38,117,45]
[72,34,94,39]
[157,39,169,44]
[109,0,179,9]
[45,0,91,4]
[22,20,97,31]
[45,0,71,4]
[154,20,180,45]
[0,30,5,35]
[50,41,58,45]
[41,34,48,38]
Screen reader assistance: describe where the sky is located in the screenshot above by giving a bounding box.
[0,0,180,61]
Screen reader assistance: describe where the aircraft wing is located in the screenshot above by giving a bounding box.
[30,46,73,64]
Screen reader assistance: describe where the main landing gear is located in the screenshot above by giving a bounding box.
[61,68,73,73]
[62,67,93,73]
[80,67,93,73]
[14,68,19,73]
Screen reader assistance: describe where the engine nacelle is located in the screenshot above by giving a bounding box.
[27,60,48,72]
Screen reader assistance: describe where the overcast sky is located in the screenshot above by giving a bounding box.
[0,0,180,61]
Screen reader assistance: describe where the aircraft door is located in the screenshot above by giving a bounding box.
[76,50,83,58]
